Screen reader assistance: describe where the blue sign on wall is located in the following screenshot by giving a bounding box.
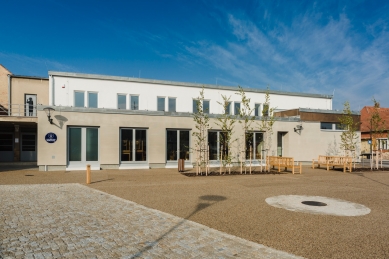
[45,132,57,143]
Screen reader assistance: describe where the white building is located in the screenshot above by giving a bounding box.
[36,71,357,171]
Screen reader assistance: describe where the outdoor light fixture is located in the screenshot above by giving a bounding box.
[43,107,55,124]
[294,124,303,134]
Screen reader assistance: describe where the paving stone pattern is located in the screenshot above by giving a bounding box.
[0,184,303,259]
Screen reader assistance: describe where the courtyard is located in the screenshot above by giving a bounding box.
[1,165,389,258]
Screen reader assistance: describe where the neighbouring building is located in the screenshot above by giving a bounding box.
[360,104,389,155]
[0,64,49,162]
[35,71,358,171]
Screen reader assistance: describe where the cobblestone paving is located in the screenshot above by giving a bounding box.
[0,184,303,259]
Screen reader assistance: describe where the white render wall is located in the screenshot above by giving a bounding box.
[49,73,332,113]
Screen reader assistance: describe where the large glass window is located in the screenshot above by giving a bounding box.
[118,94,126,109]
[166,130,190,161]
[234,102,240,115]
[0,133,13,151]
[255,103,261,116]
[86,128,98,161]
[120,128,147,162]
[208,131,228,160]
[157,97,165,111]
[69,128,81,161]
[75,91,85,107]
[88,92,98,108]
[130,95,139,110]
[203,100,210,114]
[168,98,176,112]
[245,132,264,159]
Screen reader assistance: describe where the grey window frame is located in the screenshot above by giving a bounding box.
[130,95,139,110]
[157,97,165,111]
[117,94,127,109]
[88,92,98,108]
[74,91,85,108]
[168,97,176,112]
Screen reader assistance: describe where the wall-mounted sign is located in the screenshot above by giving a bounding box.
[368,140,372,144]
[45,133,57,143]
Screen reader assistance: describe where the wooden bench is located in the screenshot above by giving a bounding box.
[267,156,302,174]
[312,155,352,173]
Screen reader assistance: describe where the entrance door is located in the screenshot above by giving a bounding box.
[68,127,99,170]
[25,94,37,117]
[21,133,37,161]
[277,132,287,157]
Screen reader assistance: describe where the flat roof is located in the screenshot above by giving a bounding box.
[299,108,360,115]
[11,74,48,80]
[49,71,333,99]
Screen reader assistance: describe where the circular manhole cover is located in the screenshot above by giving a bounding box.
[301,201,327,206]
[266,195,370,216]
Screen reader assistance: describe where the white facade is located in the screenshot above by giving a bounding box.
[49,72,332,114]
[37,71,345,171]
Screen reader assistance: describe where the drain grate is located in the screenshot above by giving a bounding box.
[25,175,34,177]
[301,201,327,206]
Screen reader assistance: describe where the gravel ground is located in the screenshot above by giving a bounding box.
[1,165,389,259]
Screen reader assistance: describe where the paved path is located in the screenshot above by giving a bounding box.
[0,184,303,259]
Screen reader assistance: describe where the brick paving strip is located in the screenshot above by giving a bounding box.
[0,184,304,259]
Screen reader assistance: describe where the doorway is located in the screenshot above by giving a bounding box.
[25,94,37,117]
[67,127,99,170]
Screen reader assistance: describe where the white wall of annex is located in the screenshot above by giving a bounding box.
[50,76,331,113]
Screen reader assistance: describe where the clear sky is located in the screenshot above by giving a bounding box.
[1,0,388,110]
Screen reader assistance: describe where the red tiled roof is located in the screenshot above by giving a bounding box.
[360,106,389,135]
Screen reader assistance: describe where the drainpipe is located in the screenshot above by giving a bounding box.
[50,75,55,106]
[7,74,11,116]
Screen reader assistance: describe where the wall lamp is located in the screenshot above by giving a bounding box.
[294,124,303,134]
[43,107,55,124]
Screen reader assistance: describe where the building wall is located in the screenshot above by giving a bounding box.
[37,108,355,170]
[11,77,49,105]
[0,65,11,108]
[49,74,332,114]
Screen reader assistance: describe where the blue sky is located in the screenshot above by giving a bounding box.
[1,0,388,110]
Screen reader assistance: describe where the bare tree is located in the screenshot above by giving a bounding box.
[192,87,210,175]
[235,86,256,174]
[260,86,276,172]
[215,94,236,174]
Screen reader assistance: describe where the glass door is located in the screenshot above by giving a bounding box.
[21,133,36,161]
[68,127,99,170]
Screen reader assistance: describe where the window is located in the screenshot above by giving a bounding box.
[246,132,264,159]
[193,99,198,113]
[208,131,229,160]
[225,102,231,115]
[75,91,85,107]
[263,104,269,116]
[320,122,346,130]
[120,128,147,162]
[203,100,210,114]
[168,97,176,112]
[157,97,165,111]
[320,122,333,130]
[255,104,261,116]
[234,102,240,115]
[130,95,139,110]
[377,139,388,150]
[166,130,190,161]
[118,94,126,109]
[88,92,98,108]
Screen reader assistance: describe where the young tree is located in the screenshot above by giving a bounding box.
[260,86,276,172]
[235,86,256,174]
[192,87,210,175]
[367,99,386,169]
[338,101,359,157]
[215,94,236,174]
